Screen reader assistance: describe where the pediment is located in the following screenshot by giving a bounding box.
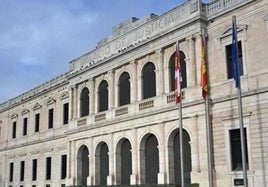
[217,24,248,39]
[45,97,56,106]
[21,109,29,115]
[32,103,42,111]
[60,91,69,100]
[10,113,18,119]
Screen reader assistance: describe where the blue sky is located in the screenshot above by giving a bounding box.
[0,0,200,104]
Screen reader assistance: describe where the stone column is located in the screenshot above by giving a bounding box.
[108,70,115,110]
[94,84,99,113]
[88,138,94,185]
[137,74,142,101]
[158,123,167,184]
[69,86,74,120]
[156,49,165,95]
[130,61,137,103]
[191,116,200,173]
[73,85,78,119]
[188,36,197,86]
[130,128,138,185]
[107,133,115,185]
[89,78,95,115]
[66,140,75,186]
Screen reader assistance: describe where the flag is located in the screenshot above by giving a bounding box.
[201,33,208,99]
[175,42,182,104]
[232,16,240,88]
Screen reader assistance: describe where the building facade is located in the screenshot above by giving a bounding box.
[0,0,268,186]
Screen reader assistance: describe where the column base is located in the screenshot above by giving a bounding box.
[107,175,114,185]
[130,174,138,185]
[66,177,75,186]
[158,172,167,184]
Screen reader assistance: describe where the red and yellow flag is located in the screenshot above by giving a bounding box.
[201,34,208,99]
[175,42,182,104]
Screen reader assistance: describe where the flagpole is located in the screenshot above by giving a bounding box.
[175,41,185,187]
[232,16,247,187]
[205,95,214,187]
[201,29,214,187]
[179,100,185,187]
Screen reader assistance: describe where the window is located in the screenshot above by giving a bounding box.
[98,80,108,112]
[12,121,16,139]
[226,41,244,79]
[46,157,51,180]
[63,103,69,125]
[23,118,27,136]
[32,159,37,181]
[61,155,67,179]
[9,162,14,182]
[35,113,40,132]
[0,126,1,140]
[230,128,249,171]
[169,51,187,91]
[80,88,89,117]
[119,72,130,106]
[20,161,25,181]
[142,62,156,99]
[48,109,54,129]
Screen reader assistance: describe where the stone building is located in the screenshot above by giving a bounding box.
[0,0,268,186]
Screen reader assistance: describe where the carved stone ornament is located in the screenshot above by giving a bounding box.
[60,91,69,100]
[21,109,30,115]
[10,113,18,119]
[45,97,56,106]
[32,103,42,111]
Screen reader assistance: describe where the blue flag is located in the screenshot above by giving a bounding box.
[232,16,240,88]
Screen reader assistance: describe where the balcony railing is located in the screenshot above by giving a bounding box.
[204,0,251,16]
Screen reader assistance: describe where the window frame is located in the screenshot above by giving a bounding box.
[48,108,54,129]
[63,103,69,125]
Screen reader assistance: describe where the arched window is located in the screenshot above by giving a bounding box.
[168,129,192,185]
[119,72,130,106]
[145,134,159,184]
[80,88,89,117]
[77,145,89,186]
[169,51,187,91]
[142,62,156,99]
[98,80,108,112]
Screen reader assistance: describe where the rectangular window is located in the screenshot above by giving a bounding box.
[63,103,69,125]
[0,126,1,140]
[46,157,51,180]
[20,161,25,181]
[48,109,54,129]
[230,128,249,171]
[226,41,244,79]
[35,113,40,132]
[61,155,67,179]
[23,118,27,136]
[12,121,16,139]
[32,159,37,181]
[9,162,14,182]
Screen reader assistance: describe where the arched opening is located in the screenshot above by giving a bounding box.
[116,138,132,185]
[140,134,159,184]
[95,142,109,185]
[169,51,187,91]
[98,80,108,112]
[77,145,89,186]
[168,129,191,185]
[142,62,156,99]
[80,88,89,117]
[119,72,131,106]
